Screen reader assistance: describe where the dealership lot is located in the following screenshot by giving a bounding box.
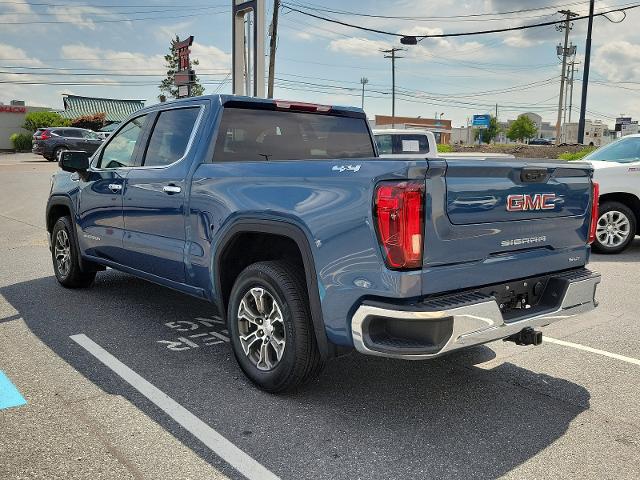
[1,153,639,479]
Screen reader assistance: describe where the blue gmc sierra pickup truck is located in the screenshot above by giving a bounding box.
[47,95,601,392]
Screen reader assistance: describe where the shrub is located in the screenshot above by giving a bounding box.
[437,144,453,153]
[70,112,106,131]
[558,147,596,161]
[22,111,69,133]
[10,133,32,151]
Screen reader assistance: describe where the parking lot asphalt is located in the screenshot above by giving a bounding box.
[1,153,639,479]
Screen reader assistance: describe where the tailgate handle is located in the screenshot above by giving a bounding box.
[521,168,548,183]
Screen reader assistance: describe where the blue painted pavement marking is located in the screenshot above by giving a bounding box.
[0,370,27,410]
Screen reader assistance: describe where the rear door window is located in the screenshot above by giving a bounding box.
[64,129,83,138]
[213,108,374,162]
[142,107,200,167]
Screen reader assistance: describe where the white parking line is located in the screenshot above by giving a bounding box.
[546,336,640,366]
[70,334,280,480]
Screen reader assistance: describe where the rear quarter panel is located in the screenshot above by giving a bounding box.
[188,159,428,346]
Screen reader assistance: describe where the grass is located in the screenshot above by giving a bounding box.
[558,147,596,161]
[437,144,453,153]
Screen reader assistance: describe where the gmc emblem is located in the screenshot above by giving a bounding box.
[506,193,556,212]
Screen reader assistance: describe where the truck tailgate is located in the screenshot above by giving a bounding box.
[446,159,591,224]
[421,158,594,295]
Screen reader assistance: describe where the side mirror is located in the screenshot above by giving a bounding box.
[59,150,90,172]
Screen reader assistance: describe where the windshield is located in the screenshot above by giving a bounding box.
[584,136,640,163]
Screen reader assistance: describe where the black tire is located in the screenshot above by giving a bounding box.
[592,201,637,254]
[53,146,68,162]
[51,216,96,288]
[227,261,324,393]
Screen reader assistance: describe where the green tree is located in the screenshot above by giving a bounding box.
[473,115,500,144]
[22,111,69,133]
[158,35,205,100]
[507,115,538,142]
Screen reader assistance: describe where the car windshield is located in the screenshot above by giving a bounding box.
[583,137,640,163]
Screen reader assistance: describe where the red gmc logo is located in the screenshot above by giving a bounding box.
[506,194,557,212]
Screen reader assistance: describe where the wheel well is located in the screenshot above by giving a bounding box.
[599,192,640,233]
[218,232,305,310]
[47,204,71,233]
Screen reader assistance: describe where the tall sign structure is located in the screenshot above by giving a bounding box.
[175,36,194,98]
[232,0,265,97]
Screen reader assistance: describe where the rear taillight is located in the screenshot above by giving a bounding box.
[374,181,424,269]
[40,130,51,140]
[588,181,599,244]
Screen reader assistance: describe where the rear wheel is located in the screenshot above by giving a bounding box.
[53,146,68,162]
[227,261,323,392]
[51,216,96,288]
[592,201,636,254]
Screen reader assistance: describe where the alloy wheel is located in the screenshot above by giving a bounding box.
[54,229,71,277]
[237,287,286,371]
[596,210,631,247]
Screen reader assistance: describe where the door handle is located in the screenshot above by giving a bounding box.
[108,183,123,192]
[163,185,182,194]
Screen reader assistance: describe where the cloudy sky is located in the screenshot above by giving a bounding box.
[1,0,638,127]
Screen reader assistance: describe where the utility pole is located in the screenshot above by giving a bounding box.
[555,10,578,145]
[360,77,368,109]
[567,60,579,124]
[578,0,595,144]
[267,0,280,98]
[381,48,404,121]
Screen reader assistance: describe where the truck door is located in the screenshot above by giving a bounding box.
[122,105,203,284]
[77,114,150,263]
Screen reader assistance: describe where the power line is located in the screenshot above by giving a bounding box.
[281,3,640,40]
[284,0,593,20]
[0,7,229,24]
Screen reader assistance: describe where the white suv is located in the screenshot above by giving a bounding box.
[583,134,640,253]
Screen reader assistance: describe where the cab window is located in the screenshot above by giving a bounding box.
[143,108,200,167]
[97,115,148,169]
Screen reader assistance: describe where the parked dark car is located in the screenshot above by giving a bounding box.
[32,128,47,141]
[529,138,553,145]
[32,127,103,161]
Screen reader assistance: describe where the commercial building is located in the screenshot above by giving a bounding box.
[58,94,145,127]
[0,101,51,150]
[372,115,452,144]
[496,112,556,143]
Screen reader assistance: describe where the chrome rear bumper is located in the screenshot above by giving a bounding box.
[351,268,600,359]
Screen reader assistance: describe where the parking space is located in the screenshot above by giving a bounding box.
[1,153,639,479]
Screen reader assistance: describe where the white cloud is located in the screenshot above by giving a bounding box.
[328,37,392,57]
[593,40,640,82]
[0,43,44,66]
[46,5,125,31]
[154,21,195,42]
[0,0,35,31]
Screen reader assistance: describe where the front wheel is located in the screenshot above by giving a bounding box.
[592,201,636,254]
[51,216,96,288]
[227,261,323,392]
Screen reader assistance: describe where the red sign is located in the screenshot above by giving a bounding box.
[0,105,26,113]
[175,36,193,71]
